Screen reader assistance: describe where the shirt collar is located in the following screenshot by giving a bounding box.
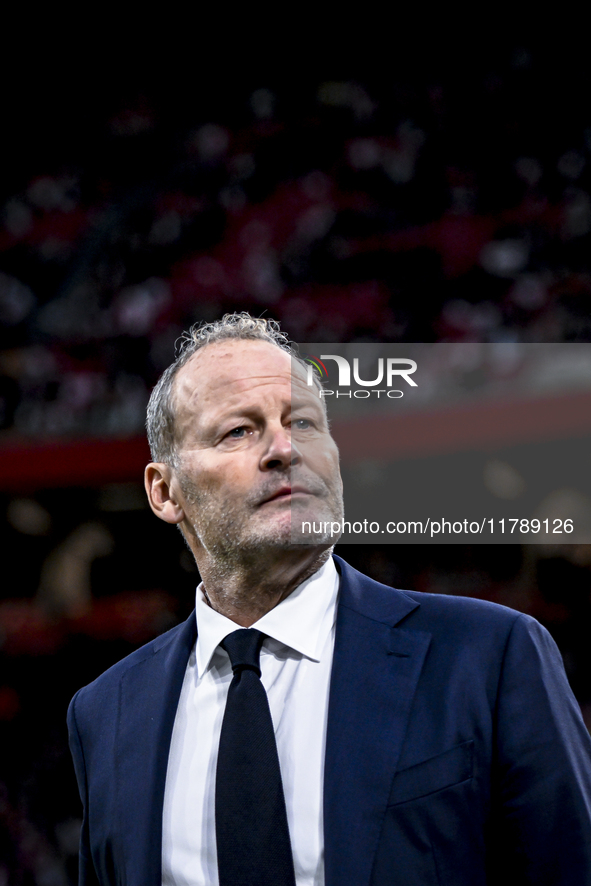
[195,556,339,678]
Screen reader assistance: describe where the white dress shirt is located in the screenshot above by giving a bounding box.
[161,556,340,886]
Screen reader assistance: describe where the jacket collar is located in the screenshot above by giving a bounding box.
[115,612,196,885]
[324,555,431,886]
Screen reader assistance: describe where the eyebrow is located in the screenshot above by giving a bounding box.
[292,398,323,409]
[291,399,327,423]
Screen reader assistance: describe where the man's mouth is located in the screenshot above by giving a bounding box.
[259,485,312,505]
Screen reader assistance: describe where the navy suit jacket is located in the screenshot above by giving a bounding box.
[68,555,591,885]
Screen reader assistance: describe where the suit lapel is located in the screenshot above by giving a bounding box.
[324,557,431,886]
[116,612,197,886]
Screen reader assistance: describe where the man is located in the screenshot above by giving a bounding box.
[68,312,591,886]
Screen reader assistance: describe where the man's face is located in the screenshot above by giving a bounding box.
[169,339,343,563]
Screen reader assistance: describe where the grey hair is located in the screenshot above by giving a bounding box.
[146,312,298,467]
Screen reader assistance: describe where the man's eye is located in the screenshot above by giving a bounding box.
[294,419,312,430]
[228,426,248,438]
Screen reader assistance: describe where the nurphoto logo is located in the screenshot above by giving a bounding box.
[304,354,418,399]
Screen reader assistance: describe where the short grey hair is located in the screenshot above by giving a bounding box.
[146,312,296,467]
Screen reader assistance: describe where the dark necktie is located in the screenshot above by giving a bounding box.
[215,628,296,886]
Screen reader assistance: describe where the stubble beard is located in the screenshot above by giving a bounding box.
[176,468,344,571]
[177,469,295,570]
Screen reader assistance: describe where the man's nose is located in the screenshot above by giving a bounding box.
[260,427,301,471]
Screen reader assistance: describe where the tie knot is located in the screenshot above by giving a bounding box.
[221,629,265,676]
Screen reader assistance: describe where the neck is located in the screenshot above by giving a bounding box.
[196,545,333,626]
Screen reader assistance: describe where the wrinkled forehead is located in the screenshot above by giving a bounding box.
[172,339,314,423]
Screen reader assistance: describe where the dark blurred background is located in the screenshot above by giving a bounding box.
[2,17,591,882]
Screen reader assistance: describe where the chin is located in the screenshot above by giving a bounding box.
[289,507,344,546]
[239,516,297,552]
[241,517,329,554]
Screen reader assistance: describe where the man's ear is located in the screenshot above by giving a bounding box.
[144,463,185,524]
